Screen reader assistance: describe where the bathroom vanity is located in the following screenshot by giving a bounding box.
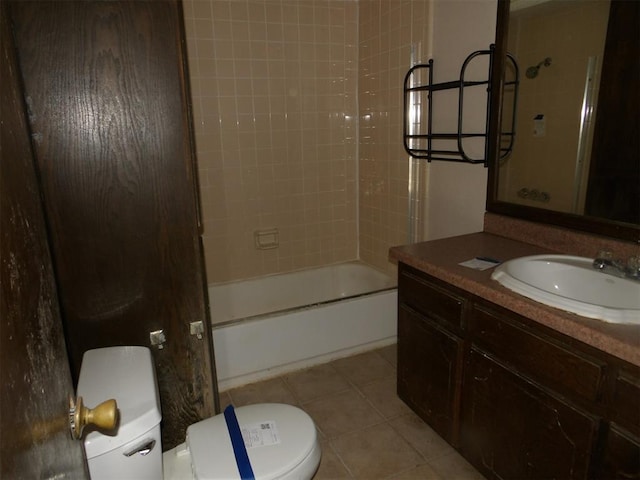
[390,232,640,480]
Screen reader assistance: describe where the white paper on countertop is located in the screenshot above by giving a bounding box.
[459,258,501,271]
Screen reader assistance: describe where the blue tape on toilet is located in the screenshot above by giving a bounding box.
[224,405,255,480]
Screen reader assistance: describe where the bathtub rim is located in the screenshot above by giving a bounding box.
[207,260,393,290]
[211,285,397,330]
[208,260,397,328]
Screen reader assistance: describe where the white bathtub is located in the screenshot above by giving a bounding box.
[210,262,398,389]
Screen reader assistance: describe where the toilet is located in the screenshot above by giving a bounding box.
[76,346,321,480]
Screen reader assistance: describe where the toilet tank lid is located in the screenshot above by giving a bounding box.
[77,346,162,458]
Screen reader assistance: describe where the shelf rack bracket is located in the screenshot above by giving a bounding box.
[403,45,519,166]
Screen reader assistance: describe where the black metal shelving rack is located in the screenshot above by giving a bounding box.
[403,45,519,165]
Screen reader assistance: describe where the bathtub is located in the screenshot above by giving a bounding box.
[210,262,398,389]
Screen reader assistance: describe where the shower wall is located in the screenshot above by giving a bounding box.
[358,1,431,275]
[183,0,432,283]
[183,0,359,283]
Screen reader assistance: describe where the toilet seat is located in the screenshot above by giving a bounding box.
[167,403,320,480]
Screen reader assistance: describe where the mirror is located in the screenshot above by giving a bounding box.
[487,0,639,242]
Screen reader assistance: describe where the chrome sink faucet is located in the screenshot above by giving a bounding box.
[592,250,640,281]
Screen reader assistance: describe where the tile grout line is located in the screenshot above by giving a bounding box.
[220,345,475,479]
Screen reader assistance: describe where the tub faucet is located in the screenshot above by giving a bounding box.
[592,251,640,281]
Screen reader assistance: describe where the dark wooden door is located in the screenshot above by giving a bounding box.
[1,4,88,477]
[8,0,218,449]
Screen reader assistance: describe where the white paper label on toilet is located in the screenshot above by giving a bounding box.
[241,421,280,449]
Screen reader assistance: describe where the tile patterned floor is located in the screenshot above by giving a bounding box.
[220,344,487,479]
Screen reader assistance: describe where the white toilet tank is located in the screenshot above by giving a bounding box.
[77,346,163,480]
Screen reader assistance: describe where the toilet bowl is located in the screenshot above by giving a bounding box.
[163,403,321,480]
[77,346,321,480]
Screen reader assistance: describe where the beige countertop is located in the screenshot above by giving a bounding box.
[389,232,640,367]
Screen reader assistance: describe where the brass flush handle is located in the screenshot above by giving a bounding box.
[69,395,119,440]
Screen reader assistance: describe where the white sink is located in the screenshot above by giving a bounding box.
[491,255,640,324]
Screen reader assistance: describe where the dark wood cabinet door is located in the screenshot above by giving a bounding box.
[610,368,640,439]
[398,305,463,444]
[596,424,640,479]
[461,349,598,480]
[596,368,640,479]
[1,5,88,477]
[8,0,218,449]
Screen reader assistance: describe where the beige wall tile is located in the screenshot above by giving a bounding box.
[358,1,431,275]
[185,0,434,283]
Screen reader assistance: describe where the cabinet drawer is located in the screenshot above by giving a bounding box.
[470,304,606,403]
[398,266,465,329]
[611,369,640,436]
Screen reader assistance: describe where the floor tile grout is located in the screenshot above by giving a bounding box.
[220,344,485,480]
